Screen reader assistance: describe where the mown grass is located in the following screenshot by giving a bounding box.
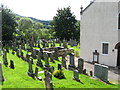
[1,43,118,88]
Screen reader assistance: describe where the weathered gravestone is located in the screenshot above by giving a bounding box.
[68,53,75,70]
[49,53,55,63]
[94,63,108,82]
[0,62,4,83]
[9,60,15,69]
[43,53,50,70]
[58,64,62,70]
[27,59,35,78]
[62,51,67,69]
[50,66,54,73]
[44,71,53,90]
[35,67,38,78]
[73,70,80,82]
[32,49,37,59]
[3,49,8,66]
[54,48,58,60]
[36,51,43,67]
[16,49,20,58]
[77,58,84,74]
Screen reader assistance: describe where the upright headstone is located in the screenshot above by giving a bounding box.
[3,49,8,66]
[58,64,62,70]
[43,53,50,70]
[0,62,4,84]
[32,49,37,59]
[54,48,59,60]
[9,60,15,69]
[27,59,35,78]
[36,51,43,67]
[44,71,53,90]
[62,51,67,69]
[50,53,55,63]
[94,64,108,82]
[73,70,80,82]
[35,67,38,78]
[68,53,75,70]
[77,58,84,74]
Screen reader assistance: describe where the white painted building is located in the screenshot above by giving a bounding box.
[80,0,120,67]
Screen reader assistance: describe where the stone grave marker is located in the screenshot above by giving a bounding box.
[94,63,108,82]
[0,62,4,83]
[50,66,54,73]
[63,39,67,48]
[62,51,67,69]
[73,70,80,82]
[68,53,75,70]
[44,70,53,90]
[27,59,35,78]
[9,60,15,69]
[35,67,38,78]
[58,64,62,70]
[36,51,43,67]
[77,58,84,74]
[54,47,59,60]
[3,49,8,66]
[32,49,37,59]
[43,53,50,70]
[50,53,55,63]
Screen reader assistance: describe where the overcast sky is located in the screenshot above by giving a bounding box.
[2,0,91,20]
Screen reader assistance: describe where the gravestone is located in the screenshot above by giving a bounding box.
[43,53,50,70]
[9,60,15,69]
[3,49,8,66]
[44,71,53,90]
[35,67,38,78]
[0,62,4,83]
[58,64,62,70]
[68,53,75,70]
[90,71,93,77]
[54,48,59,60]
[73,70,80,82]
[77,58,84,74]
[50,53,55,63]
[36,51,43,67]
[63,39,67,48]
[32,49,37,59]
[94,64,108,82]
[27,59,35,78]
[62,51,67,69]
[16,49,20,58]
[50,66,54,73]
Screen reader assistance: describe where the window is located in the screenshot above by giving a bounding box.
[102,43,109,54]
[118,14,120,29]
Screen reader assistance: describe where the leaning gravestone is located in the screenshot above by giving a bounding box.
[27,59,35,78]
[77,58,84,74]
[73,70,80,82]
[36,51,43,67]
[9,60,15,69]
[94,63,108,82]
[68,53,75,70]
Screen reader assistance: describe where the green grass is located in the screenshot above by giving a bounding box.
[1,44,119,88]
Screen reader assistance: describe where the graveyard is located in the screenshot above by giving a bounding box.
[0,41,118,88]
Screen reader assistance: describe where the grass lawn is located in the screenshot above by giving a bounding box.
[1,44,119,88]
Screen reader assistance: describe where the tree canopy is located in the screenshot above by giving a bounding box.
[2,5,17,42]
[52,7,78,40]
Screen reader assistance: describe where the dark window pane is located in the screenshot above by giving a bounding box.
[102,43,108,54]
[118,14,120,29]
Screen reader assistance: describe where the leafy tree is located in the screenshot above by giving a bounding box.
[52,6,77,40]
[2,5,17,43]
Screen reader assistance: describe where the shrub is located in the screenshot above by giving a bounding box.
[53,70,65,79]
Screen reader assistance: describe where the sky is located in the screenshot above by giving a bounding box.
[1,0,91,20]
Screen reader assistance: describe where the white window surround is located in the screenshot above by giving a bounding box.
[101,42,109,55]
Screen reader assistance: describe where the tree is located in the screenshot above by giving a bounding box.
[2,5,17,43]
[52,6,77,40]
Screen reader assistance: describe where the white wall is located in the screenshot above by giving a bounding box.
[80,1,118,66]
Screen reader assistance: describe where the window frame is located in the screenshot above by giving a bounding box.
[101,42,109,55]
